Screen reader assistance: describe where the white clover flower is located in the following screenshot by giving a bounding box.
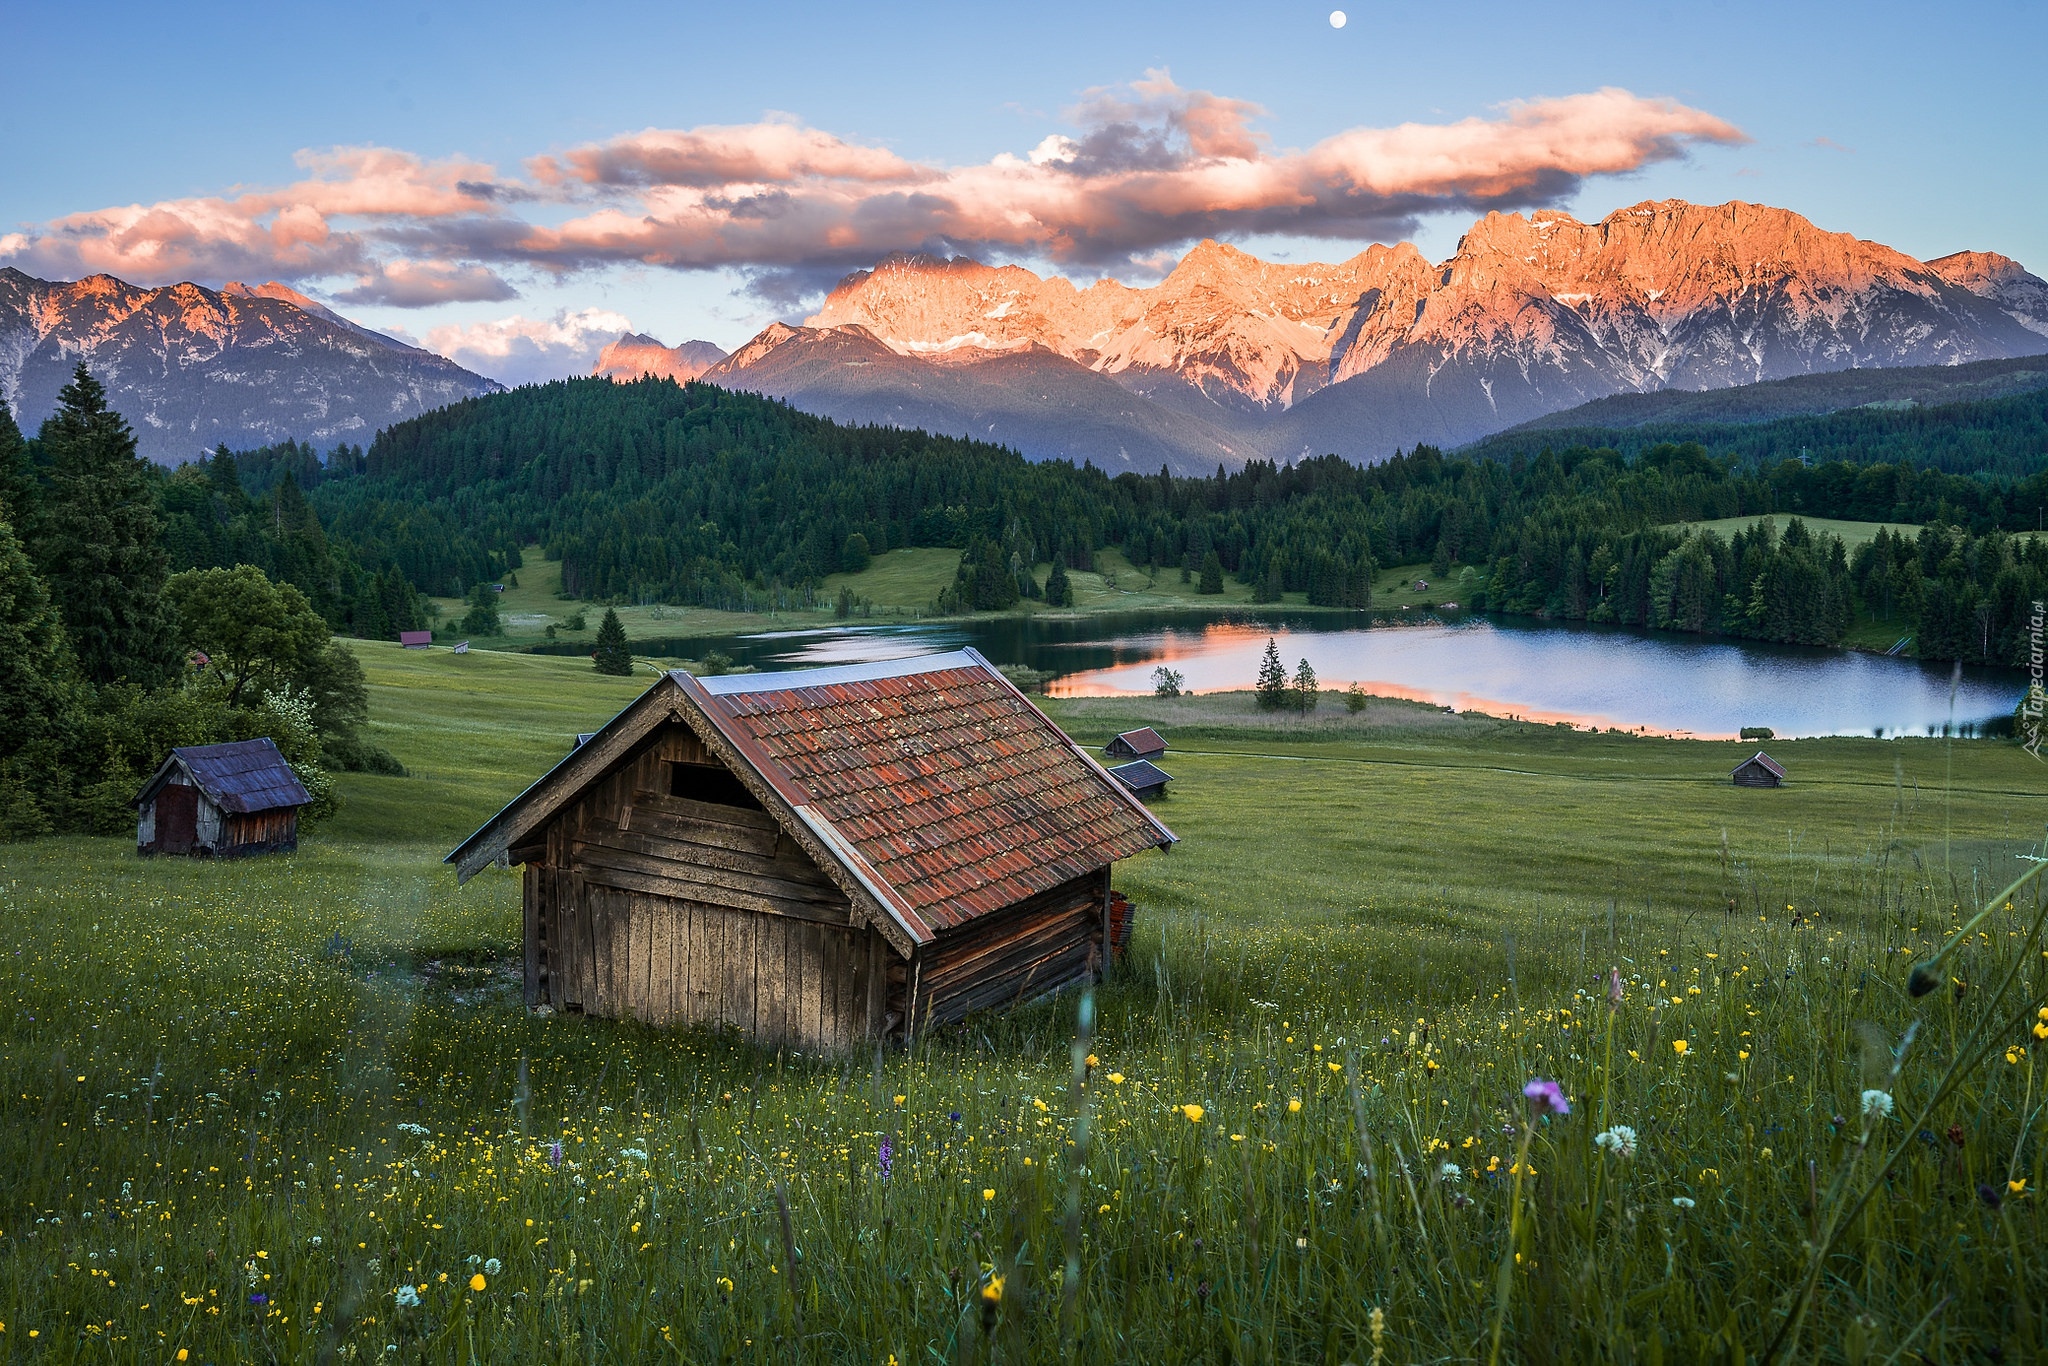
[1861,1089,1894,1120]
[1671,1196,1696,1209]
[1439,1162,1463,1182]
[1595,1125,1638,1158]
[394,1285,421,1309]
[620,1147,650,1162]
[396,1123,431,1137]
[484,1258,502,1277]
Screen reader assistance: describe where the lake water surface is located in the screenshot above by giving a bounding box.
[597,609,2024,740]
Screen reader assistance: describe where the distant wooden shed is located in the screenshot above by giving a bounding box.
[134,738,310,857]
[447,649,1177,1049]
[399,630,432,649]
[1106,727,1168,761]
[1732,751,1786,788]
[1108,759,1173,801]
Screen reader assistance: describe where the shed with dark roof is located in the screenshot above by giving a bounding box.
[1732,751,1787,788]
[1107,759,1172,801]
[133,738,312,858]
[448,649,1177,1048]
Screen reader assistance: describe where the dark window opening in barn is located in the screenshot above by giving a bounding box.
[670,762,763,811]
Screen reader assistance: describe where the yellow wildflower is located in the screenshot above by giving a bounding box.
[469,1274,486,1292]
[1672,1040,1689,1056]
[1181,1104,1205,1123]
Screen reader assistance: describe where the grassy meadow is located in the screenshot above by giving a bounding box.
[3,642,2047,1362]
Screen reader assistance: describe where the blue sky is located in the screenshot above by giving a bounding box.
[4,0,2041,382]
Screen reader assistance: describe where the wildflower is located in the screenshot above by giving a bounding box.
[878,1137,893,1181]
[1440,1162,1463,1181]
[1594,1126,1638,1158]
[716,1276,734,1296]
[1181,1104,1205,1124]
[469,1274,486,1292]
[249,1293,268,1306]
[1287,1097,1302,1113]
[393,1286,421,1309]
[1327,1061,1342,1073]
[1107,1073,1125,1085]
[1085,1054,1098,1068]
[982,1188,995,1202]
[1522,1078,1569,1116]
[981,1275,1004,1305]
[619,1147,649,1162]
[1979,1183,2005,1210]
[893,1094,906,1106]
[484,1258,501,1276]
[1672,1040,1689,1057]
[548,1142,563,1169]
[1671,1196,1695,1209]
[2012,1179,2029,1197]
[1860,1089,1894,1120]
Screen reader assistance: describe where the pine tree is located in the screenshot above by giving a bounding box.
[0,396,36,529]
[1255,637,1289,711]
[1045,557,1072,607]
[34,364,179,688]
[1293,658,1319,713]
[592,608,634,675]
[1198,551,1224,595]
[0,514,78,837]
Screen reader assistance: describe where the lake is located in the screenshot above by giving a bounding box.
[575,609,2026,740]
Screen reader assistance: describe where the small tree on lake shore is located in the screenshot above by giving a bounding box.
[1255,637,1288,710]
[1293,658,1318,713]
[592,608,634,675]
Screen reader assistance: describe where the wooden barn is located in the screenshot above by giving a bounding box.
[133,738,310,857]
[447,649,1177,1049]
[1732,751,1786,788]
[1108,758,1172,801]
[1106,727,1168,761]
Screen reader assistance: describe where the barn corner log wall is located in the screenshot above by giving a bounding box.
[897,866,1112,1035]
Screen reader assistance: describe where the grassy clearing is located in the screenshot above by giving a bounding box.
[1663,515,1926,550]
[4,647,2047,1362]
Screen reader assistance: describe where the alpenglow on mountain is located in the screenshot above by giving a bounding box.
[656,199,2048,473]
[0,270,501,463]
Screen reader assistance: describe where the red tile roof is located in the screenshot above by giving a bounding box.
[684,651,1174,934]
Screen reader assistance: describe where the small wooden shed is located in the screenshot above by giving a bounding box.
[1106,727,1168,761]
[399,630,432,649]
[1108,758,1173,801]
[446,649,1177,1048]
[1732,751,1786,788]
[134,738,310,857]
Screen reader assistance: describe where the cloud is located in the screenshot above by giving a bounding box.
[333,260,518,307]
[0,76,1745,311]
[421,307,633,386]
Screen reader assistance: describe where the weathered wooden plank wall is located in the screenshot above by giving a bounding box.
[904,868,1109,1034]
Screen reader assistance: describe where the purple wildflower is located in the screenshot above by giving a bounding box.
[249,1292,268,1306]
[1607,968,1624,1007]
[1523,1078,1570,1117]
[548,1141,563,1169]
[878,1136,893,1180]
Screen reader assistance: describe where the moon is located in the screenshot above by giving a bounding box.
[1329,9,1347,26]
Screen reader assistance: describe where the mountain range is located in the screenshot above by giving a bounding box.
[0,269,500,462]
[608,199,2048,473]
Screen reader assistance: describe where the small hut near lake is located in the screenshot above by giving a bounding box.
[1108,759,1172,801]
[447,649,1177,1048]
[134,738,310,857]
[1106,727,1168,761]
[1732,751,1786,788]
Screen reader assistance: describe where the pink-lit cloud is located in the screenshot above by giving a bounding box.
[419,307,635,386]
[0,77,1745,308]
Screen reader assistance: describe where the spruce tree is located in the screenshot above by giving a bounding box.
[35,364,179,688]
[1255,637,1289,710]
[0,396,36,529]
[1045,557,1072,607]
[1293,658,1319,713]
[592,608,634,675]
[1198,551,1224,595]
[0,515,77,838]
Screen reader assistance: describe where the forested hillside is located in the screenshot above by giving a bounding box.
[282,375,2048,669]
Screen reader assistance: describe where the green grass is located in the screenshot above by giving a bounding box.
[1664,515,1925,549]
[5,647,2047,1361]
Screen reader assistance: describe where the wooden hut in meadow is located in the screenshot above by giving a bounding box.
[133,738,310,857]
[1731,751,1786,788]
[1105,727,1168,761]
[446,649,1177,1048]
[399,631,432,649]
[1107,759,1173,801]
